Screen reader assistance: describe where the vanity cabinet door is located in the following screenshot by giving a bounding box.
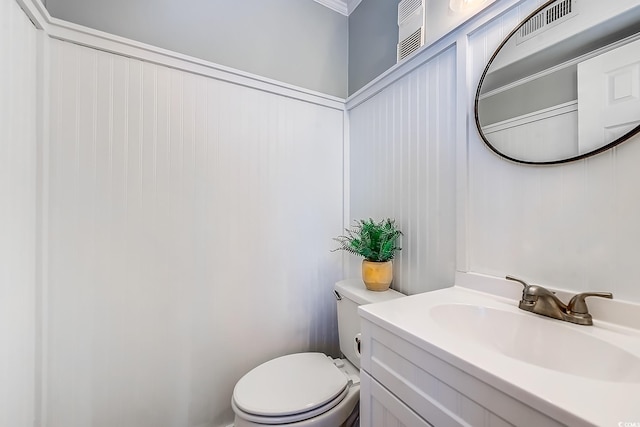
[360,370,433,427]
[360,319,564,427]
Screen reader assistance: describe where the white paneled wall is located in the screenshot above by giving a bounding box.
[0,0,37,425]
[349,0,640,303]
[466,0,640,301]
[348,48,458,296]
[45,39,344,427]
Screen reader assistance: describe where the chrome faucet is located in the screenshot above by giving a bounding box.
[506,275,612,326]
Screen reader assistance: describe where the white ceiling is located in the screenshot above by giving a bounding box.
[313,0,363,16]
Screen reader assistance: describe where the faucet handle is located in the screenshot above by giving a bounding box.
[506,275,537,304]
[505,275,530,290]
[567,292,613,314]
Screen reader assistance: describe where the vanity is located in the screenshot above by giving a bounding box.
[358,273,640,426]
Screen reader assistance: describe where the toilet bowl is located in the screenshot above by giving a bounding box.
[231,280,404,427]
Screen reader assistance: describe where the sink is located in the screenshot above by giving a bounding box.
[430,303,640,383]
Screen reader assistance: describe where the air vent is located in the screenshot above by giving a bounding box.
[397,0,425,63]
[398,0,422,24]
[546,0,573,25]
[519,12,544,38]
[516,0,577,44]
[398,28,423,61]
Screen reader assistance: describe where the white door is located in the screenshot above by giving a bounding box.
[578,37,640,154]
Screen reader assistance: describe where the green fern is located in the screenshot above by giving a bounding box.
[332,218,402,262]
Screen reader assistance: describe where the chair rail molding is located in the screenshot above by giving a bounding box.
[14,0,345,111]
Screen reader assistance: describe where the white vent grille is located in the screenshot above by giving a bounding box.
[546,0,573,24]
[398,0,422,24]
[517,0,577,44]
[519,12,545,38]
[397,0,425,63]
[398,27,423,61]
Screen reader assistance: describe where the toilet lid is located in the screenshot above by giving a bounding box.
[233,352,349,417]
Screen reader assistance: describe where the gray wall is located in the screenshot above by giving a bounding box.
[348,0,398,95]
[45,0,348,98]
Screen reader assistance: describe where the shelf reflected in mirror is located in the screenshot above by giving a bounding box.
[475,0,640,164]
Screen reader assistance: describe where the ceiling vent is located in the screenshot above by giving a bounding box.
[517,0,578,45]
[397,0,426,62]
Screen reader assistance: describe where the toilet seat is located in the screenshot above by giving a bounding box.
[232,385,349,424]
[232,352,353,425]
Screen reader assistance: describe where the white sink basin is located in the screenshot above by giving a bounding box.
[429,303,640,383]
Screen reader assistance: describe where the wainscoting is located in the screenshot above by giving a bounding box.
[466,0,640,301]
[8,1,345,425]
[347,0,640,301]
[43,38,344,426]
[347,47,457,296]
[0,0,37,426]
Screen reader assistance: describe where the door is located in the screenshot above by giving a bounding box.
[578,37,640,154]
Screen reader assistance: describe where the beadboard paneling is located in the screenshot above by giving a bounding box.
[466,0,640,301]
[347,46,457,296]
[347,0,640,303]
[46,38,344,427]
[0,0,37,425]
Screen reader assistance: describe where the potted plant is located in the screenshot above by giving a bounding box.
[333,218,402,291]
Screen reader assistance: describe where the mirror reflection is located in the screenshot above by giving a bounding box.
[475,0,640,164]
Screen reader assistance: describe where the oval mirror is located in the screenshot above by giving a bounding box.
[475,0,640,165]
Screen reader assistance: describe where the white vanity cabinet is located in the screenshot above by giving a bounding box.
[358,309,566,427]
[357,274,640,426]
[358,320,433,427]
[360,370,432,427]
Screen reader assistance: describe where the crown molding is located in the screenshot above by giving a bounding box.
[347,0,363,14]
[314,0,347,15]
[314,0,363,16]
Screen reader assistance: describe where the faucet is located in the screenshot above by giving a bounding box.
[505,275,612,326]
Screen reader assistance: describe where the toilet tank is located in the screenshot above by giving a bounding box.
[334,279,405,369]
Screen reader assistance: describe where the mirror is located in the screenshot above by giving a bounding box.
[475,0,640,164]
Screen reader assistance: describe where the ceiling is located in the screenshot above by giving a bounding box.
[314,0,363,16]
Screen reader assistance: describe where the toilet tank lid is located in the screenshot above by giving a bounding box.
[335,279,405,305]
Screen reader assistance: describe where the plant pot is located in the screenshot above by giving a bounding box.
[361,260,393,291]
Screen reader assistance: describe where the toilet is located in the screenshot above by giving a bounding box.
[231,279,405,427]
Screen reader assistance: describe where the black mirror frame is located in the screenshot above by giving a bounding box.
[474,0,640,165]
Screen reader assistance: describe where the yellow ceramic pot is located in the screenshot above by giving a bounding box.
[361,260,393,291]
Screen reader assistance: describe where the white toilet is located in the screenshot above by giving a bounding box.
[231,279,404,427]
